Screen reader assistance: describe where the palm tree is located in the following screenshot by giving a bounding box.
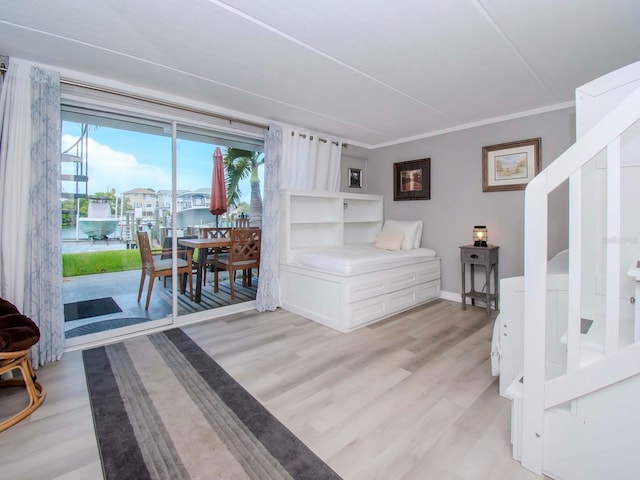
[224,147,264,227]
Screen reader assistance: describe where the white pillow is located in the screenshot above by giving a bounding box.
[382,220,421,250]
[413,221,423,248]
[373,232,404,251]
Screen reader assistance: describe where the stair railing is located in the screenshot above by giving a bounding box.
[520,84,640,474]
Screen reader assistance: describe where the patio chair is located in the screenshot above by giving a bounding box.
[137,231,193,310]
[213,228,261,300]
[160,235,198,287]
[0,298,46,432]
[234,217,250,228]
[202,227,231,285]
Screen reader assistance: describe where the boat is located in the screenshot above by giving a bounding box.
[78,218,120,239]
[78,198,120,240]
[174,192,217,228]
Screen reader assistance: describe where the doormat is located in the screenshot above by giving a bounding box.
[64,297,122,322]
[65,317,152,338]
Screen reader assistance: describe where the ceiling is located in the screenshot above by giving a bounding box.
[1,0,640,147]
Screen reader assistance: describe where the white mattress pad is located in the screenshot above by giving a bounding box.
[293,243,437,276]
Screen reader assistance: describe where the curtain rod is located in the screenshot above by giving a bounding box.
[0,61,267,131]
[62,79,268,131]
[291,131,347,148]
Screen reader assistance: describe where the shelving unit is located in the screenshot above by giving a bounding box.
[280,189,383,264]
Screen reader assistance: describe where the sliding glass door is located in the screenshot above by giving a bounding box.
[173,124,263,317]
[60,106,263,347]
[61,109,174,346]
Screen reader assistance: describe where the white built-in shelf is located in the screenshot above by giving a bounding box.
[280,189,383,263]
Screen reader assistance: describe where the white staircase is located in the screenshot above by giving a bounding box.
[507,61,640,479]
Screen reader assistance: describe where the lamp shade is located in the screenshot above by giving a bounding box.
[473,225,488,247]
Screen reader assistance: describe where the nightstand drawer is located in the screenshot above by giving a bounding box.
[462,249,486,264]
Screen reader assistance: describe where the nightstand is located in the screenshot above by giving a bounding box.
[460,245,499,315]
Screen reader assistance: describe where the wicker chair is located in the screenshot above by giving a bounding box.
[0,298,46,432]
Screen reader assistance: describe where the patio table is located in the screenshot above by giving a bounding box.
[178,237,231,303]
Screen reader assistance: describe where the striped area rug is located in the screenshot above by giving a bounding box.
[83,329,341,480]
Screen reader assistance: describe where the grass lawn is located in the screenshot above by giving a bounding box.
[63,250,142,277]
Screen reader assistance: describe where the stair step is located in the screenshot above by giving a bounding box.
[561,316,635,366]
[505,374,523,400]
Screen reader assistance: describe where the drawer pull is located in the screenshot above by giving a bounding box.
[470,254,478,259]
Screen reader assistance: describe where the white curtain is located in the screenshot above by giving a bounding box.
[281,126,341,191]
[255,123,342,312]
[0,58,64,366]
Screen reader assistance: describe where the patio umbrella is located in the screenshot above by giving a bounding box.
[209,147,227,226]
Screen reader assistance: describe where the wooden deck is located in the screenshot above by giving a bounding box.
[63,269,257,338]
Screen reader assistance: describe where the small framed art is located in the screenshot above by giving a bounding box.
[393,158,431,201]
[482,138,541,192]
[348,168,362,188]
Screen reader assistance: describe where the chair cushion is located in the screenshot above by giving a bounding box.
[0,313,41,352]
[154,258,190,271]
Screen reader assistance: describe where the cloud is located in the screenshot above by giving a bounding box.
[60,135,262,203]
[62,135,172,194]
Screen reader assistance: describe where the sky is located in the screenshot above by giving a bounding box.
[61,122,260,203]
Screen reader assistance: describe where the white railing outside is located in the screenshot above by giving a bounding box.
[520,84,640,474]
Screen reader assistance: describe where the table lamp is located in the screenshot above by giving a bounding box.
[473,225,488,247]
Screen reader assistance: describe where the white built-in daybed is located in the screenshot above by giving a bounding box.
[279,189,441,333]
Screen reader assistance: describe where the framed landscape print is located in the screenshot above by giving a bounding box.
[482,138,541,192]
[393,158,431,201]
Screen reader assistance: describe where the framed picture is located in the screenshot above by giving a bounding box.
[348,167,362,188]
[482,138,541,192]
[393,158,431,201]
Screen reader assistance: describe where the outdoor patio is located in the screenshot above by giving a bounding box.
[62,268,257,338]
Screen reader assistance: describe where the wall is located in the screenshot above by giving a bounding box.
[340,144,370,193]
[367,108,576,296]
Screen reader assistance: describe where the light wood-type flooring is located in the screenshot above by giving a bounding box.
[0,299,545,480]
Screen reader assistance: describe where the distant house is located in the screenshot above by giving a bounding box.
[122,188,157,224]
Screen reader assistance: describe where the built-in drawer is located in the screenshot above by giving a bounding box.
[387,287,418,314]
[416,279,441,301]
[347,277,388,303]
[349,296,387,328]
[462,248,486,264]
[387,270,418,292]
[417,259,441,283]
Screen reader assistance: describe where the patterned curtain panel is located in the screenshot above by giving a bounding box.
[0,58,63,366]
[255,123,282,312]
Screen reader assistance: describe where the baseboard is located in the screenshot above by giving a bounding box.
[440,290,464,303]
[440,290,497,310]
